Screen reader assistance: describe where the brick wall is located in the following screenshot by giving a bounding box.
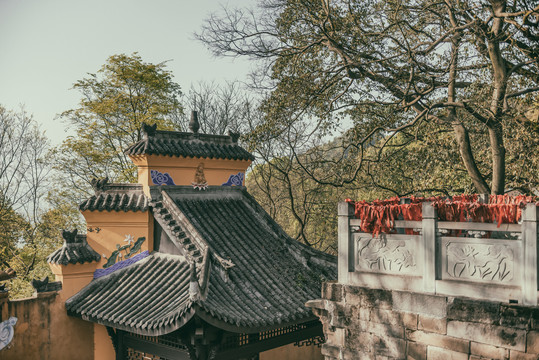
[308,282,539,360]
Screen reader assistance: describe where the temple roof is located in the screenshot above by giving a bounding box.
[79,183,149,212]
[66,253,194,335]
[123,128,255,161]
[66,186,336,336]
[48,232,101,266]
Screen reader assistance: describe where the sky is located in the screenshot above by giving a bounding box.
[0,0,253,145]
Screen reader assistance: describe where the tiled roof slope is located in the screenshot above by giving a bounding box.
[66,186,336,335]
[79,184,149,212]
[48,234,101,265]
[66,253,195,335]
[182,190,337,329]
[124,129,255,161]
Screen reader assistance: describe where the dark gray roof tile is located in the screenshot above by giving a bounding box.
[66,253,194,336]
[67,186,336,335]
[79,184,148,212]
[48,234,101,265]
[124,130,254,161]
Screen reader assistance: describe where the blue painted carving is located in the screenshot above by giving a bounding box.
[94,251,150,279]
[150,170,176,185]
[222,172,244,186]
[0,317,17,351]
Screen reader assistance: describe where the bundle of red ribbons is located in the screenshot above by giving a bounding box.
[345,194,538,236]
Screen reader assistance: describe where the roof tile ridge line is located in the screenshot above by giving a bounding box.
[160,190,209,253]
[123,134,149,155]
[198,247,211,301]
[160,190,209,256]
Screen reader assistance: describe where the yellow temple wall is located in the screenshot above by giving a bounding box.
[49,262,99,300]
[82,210,154,265]
[0,291,93,360]
[94,323,116,360]
[130,154,251,195]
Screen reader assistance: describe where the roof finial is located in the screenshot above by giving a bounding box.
[142,123,157,138]
[189,111,200,134]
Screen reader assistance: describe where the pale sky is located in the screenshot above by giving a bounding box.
[0,0,252,145]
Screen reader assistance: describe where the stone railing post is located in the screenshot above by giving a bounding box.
[338,201,355,284]
[522,203,538,306]
[422,203,437,293]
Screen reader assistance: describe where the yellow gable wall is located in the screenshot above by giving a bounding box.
[82,210,154,268]
[130,154,251,196]
[79,210,154,360]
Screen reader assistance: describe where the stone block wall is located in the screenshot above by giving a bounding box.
[308,282,539,360]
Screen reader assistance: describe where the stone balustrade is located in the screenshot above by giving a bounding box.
[338,201,538,307]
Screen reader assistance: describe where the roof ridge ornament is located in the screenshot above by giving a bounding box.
[142,123,157,138]
[228,131,240,143]
[90,177,109,194]
[62,229,79,244]
[189,111,200,134]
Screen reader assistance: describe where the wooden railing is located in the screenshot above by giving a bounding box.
[338,202,538,306]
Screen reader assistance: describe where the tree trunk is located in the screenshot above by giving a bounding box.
[451,122,490,194]
[489,124,506,194]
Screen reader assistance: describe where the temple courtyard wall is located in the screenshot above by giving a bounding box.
[309,282,539,360]
[0,290,93,360]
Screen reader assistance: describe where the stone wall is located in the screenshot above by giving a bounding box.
[308,282,539,360]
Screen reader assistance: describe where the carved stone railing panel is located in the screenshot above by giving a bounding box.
[339,201,538,306]
[440,237,519,285]
[354,234,419,276]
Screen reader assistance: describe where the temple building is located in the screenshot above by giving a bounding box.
[41,113,336,360]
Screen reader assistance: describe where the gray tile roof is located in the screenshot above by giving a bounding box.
[124,129,255,161]
[48,234,101,265]
[66,253,194,336]
[66,186,336,336]
[79,184,149,212]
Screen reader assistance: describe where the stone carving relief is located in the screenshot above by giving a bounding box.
[355,235,416,274]
[192,162,208,190]
[445,242,514,283]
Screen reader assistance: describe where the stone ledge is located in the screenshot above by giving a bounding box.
[323,281,343,302]
[315,284,539,360]
[526,330,539,353]
[418,315,447,334]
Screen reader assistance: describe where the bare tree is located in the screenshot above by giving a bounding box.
[198,0,539,195]
[181,80,257,135]
[0,105,53,287]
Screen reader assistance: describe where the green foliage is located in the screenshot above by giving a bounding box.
[200,0,539,195]
[53,53,184,202]
[5,206,79,299]
[0,105,83,298]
